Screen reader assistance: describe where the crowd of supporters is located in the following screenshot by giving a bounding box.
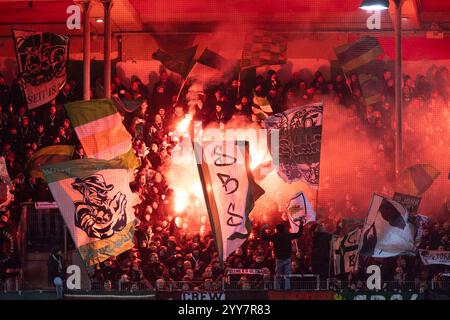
[0,64,449,292]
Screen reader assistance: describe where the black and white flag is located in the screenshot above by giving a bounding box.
[13,30,69,109]
[359,194,415,258]
[333,228,361,275]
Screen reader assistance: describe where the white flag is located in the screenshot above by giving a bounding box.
[194,141,264,263]
[286,192,316,232]
[359,194,415,258]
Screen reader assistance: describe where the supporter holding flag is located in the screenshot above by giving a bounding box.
[260,220,304,290]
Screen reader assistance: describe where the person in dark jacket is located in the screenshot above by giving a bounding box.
[48,246,65,299]
[261,220,304,290]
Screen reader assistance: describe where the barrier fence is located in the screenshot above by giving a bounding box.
[2,203,450,298]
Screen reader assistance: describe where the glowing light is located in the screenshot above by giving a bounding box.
[176,114,192,135]
[174,190,189,213]
[193,181,203,198]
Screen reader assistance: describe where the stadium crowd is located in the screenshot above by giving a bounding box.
[0,65,449,292]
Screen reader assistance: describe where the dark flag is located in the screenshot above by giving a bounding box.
[152,46,198,77]
[334,36,385,106]
[12,29,69,110]
[241,30,287,70]
[265,102,323,186]
[0,218,21,272]
[197,48,237,72]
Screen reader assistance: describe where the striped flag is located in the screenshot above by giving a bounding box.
[334,36,384,74]
[241,30,287,70]
[65,99,139,170]
[334,36,385,105]
[194,141,265,264]
[42,158,140,266]
[398,164,440,196]
[28,145,74,180]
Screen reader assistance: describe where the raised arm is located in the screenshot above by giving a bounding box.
[289,220,304,239]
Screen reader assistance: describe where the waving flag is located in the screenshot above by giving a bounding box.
[194,141,264,264]
[265,103,323,186]
[28,145,75,180]
[334,36,385,106]
[286,192,316,232]
[42,158,139,266]
[241,30,287,70]
[65,99,139,170]
[398,164,440,196]
[333,228,361,275]
[152,46,198,77]
[13,30,69,109]
[359,194,415,258]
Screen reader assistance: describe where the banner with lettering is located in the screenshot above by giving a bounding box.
[393,192,421,214]
[265,103,323,186]
[13,29,69,109]
[419,249,450,266]
[227,268,266,275]
[42,158,139,266]
[194,141,265,264]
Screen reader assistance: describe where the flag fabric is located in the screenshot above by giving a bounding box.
[265,102,323,186]
[334,36,384,74]
[152,46,198,77]
[28,145,75,180]
[189,48,239,85]
[65,99,140,170]
[410,214,430,247]
[41,158,140,266]
[398,164,440,196]
[358,194,416,258]
[286,192,316,232]
[333,228,361,275]
[0,157,12,186]
[251,160,274,183]
[12,30,69,109]
[392,192,422,214]
[197,48,236,71]
[241,30,287,70]
[252,93,273,120]
[111,95,143,114]
[419,249,450,266]
[334,36,385,106]
[194,140,265,264]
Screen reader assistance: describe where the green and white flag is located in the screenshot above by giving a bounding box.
[65,99,139,170]
[42,158,139,266]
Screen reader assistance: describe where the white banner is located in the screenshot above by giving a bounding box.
[194,141,264,263]
[419,249,450,266]
[286,191,316,232]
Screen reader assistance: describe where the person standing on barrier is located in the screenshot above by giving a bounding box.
[261,220,304,290]
[48,246,65,300]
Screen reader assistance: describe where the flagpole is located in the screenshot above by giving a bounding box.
[175,63,197,105]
